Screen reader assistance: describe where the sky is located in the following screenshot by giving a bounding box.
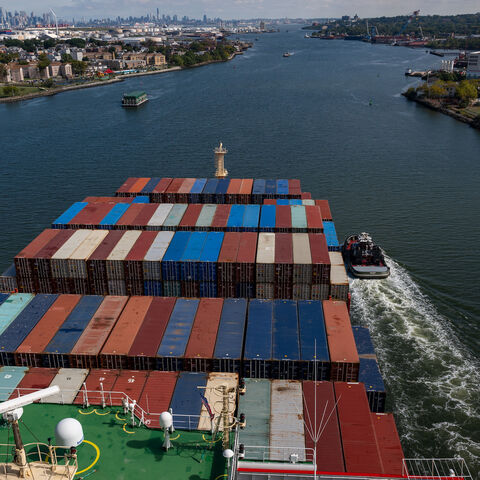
[2,0,479,20]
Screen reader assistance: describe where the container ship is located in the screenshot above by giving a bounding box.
[0,146,472,480]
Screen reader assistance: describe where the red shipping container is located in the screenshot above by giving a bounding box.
[211,204,231,231]
[176,178,196,203]
[130,204,159,230]
[152,177,173,202]
[124,231,158,292]
[83,197,132,203]
[371,413,405,475]
[238,179,253,204]
[8,368,58,399]
[14,229,60,278]
[323,300,359,382]
[184,298,223,371]
[116,177,138,196]
[73,369,120,406]
[315,200,333,221]
[217,232,241,284]
[129,178,151,195]
[263,199,276,205]
[226,178,242,203]
[305,205,323,233]
[164,178,185,203]
[115,204,144,230]
[274,233,293,286]
[178,204,203,230]
[301,192,312,199]
[302,381,345,473]
[14,295,82,367]
[309,233,331,284]
[99,296,153,369]
[128,297,176,370]
[236,232,257,283]
[275,205,292,232]
[334,382,383,475]
[68,203,114,228]
[288,179,302,198]
[70,296,129,369]
[110,370,148,406]
[138,371,178,420]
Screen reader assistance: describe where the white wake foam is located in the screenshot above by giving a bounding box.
[349,256,480,473]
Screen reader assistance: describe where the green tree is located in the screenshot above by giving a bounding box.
[428,81,447,99]
[405,87,417,99]
[43,38,57,49]
[37,53,51,70]
[61,53,74,63]
[456,80,478,104]
[71,60,87,75]
[2,85,19,97]
[0,52,18,64]
[66,38,86,48]
[170,54,184,66]
[41,78,54,88]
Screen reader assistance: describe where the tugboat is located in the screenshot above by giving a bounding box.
[342,232,390,279]
[283,52,292,57]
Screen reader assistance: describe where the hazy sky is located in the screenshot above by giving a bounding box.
[3,0,479,20]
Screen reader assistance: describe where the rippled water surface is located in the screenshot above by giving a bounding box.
[1,26,479,474]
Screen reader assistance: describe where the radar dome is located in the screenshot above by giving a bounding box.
[223,449,234,459]
[55,418,84,447]
[159,411,173,429]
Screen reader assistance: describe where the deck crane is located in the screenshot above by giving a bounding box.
[399,10,420,36]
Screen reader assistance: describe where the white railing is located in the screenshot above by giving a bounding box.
[234,444,316,464]
[403,458,473,480]
[3,386,200,431]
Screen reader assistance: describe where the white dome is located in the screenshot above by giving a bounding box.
[223,449,234,459]
[159,411,173,429]
[55,418,84,447]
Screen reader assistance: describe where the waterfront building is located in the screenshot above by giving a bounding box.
[466,51,480,78]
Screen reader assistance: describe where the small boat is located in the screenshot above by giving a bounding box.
[342,232,390,279]
[122,91,148,107]
[283,52,292,57]
[304,34,310,38]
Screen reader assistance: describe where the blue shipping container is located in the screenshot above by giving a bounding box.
[252,179,266,195]
[170,372,207,428]
[213,298,247,372]
[198,232,224,283]
[298,300,330,381]
[0,294,34,336]
[162,232,191,281]
[227,205,245,231]
[352,326,376,357]
[52,202,88,227]
[0,294,9,307]
[190,178,207,203]
[243,205,261,231]
[202,179,219,203]
[265,179,276,196]
[323,221,340,249]
[141,177,161,194]
[276,179,289,196]
[359,358,386,413]
[0,294,59,364]
[99,203,130,228]
[215,179,230,203]
[132,196,150,203]
[144,280,163,296]
[272,300,299,361]
[181,232,207,281]
[157,299,199,366]
[260,205,276,232]
[44,295,103,355]
[199,282,217,298]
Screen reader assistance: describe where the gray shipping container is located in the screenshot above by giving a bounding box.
[41,368,89,404]
[106,231,142,280]
[269,380,305,461]
[143,231,175,280]
[329,265,349,301]
[256,233,275,283]
[146,204,174,230]
[51,230,91,278]
[292,233,312,284]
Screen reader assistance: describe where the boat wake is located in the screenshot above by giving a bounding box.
[349,255,480,474]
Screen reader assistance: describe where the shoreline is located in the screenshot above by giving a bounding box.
[0,52,241,104]
[402,93,480,130]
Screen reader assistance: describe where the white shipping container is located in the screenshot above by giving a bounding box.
[301,199,315,206]
[293,283,311,300]
[68,230,109,279]
[292,233,312,284]
[41,368,89,404]
[106,231,142,280]
[143,231,175,280]
[146,204,174,230]
[328,251,344,266]
[270,380,305,461]
[51,230,91,278]
[256,233,275,283]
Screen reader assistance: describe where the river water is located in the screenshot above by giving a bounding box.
[1,26,479,474]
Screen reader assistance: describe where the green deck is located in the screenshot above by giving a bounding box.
[0,404,228,480]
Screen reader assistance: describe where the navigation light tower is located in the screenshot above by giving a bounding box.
[214,142,228,178]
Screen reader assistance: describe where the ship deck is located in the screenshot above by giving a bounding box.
[0,403,227,480]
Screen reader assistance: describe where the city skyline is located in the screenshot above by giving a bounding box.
[1,0,480,22]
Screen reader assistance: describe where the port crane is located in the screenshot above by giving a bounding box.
[398,10,420,36]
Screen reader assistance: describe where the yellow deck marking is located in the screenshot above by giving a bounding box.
[202,434,221,443]
[214,475,227,480]
[115,412,126,421]
[75,440,100,475]
[78,409,95,415]
[122,423,135,434]
[170,433,180,441]
[94,410,110,416]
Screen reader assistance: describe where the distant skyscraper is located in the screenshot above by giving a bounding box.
[156,8,159,20]
[203,14,207,24]
[173,14,178,23]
